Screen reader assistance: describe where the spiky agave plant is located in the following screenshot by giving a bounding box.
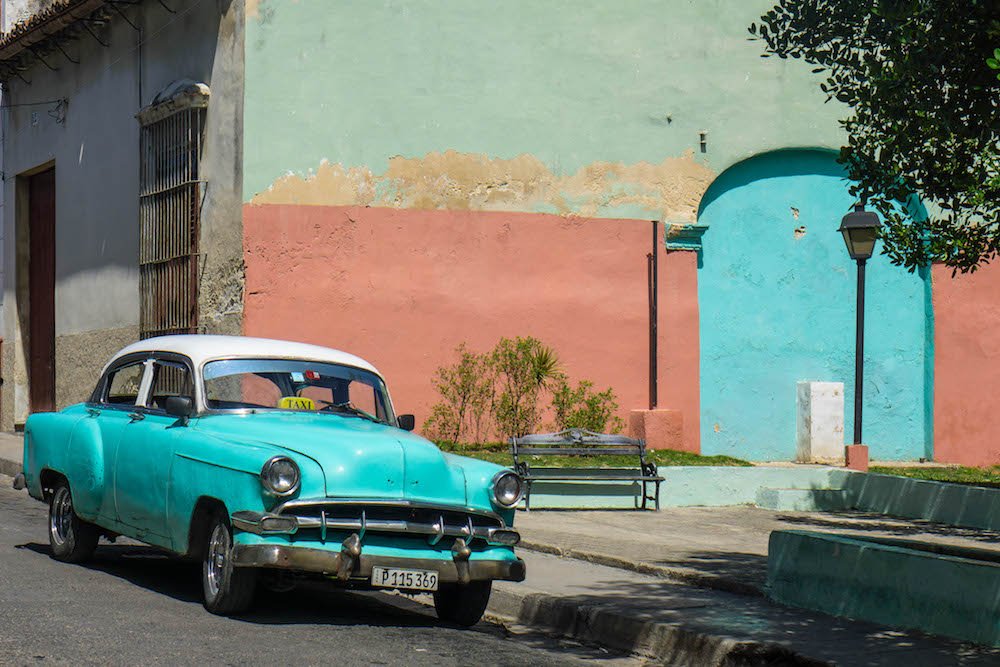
[529,343,563,390]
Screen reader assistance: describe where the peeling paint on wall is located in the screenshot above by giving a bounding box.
[251,150,715,222]
[253,162,377,207]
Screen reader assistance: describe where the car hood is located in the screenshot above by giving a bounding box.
[193,412,469,506]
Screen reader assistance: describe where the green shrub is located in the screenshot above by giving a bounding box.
[424,337,625,444]
[490,337,561,439]
[551,378,625,434]
[422,344,494,444]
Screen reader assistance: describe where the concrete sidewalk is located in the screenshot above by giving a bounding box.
[0,431,21,478]
[515,506,1000,597]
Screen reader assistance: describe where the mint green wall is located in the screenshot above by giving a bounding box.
[244,0,844,216]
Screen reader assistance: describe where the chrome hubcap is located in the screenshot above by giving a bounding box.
[49,487,74,547]
[206,523,230,599]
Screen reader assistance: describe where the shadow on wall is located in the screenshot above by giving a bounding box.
[694,149,932,463]
[696,148,847,218]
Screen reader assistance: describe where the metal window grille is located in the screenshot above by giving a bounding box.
[139,106,205,339]
[150,361,193,403]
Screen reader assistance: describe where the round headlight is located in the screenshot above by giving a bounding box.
[261,456,300,496]
[491,470,524,508]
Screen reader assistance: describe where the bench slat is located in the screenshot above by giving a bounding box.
[513,433,642,446]
[514,447,643,456]
[524,466,651,475]
[524,474,664,482]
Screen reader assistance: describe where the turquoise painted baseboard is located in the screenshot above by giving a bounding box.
[844,472,1000,531]
[519,466,1000,528]
[768,530,1000,646]
[521,466,852,510]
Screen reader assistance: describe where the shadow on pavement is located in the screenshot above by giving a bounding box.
[12,541,635,663]
[16,541,441,629]
[649,549,768,589]
[517,574,1000,666]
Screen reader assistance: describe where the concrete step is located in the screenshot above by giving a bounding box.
[755,487,851,512]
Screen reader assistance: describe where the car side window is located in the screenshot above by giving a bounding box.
[148,360,194,411]
[104,362,146,406]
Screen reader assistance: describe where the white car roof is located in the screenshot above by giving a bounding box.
[108,335,382,376]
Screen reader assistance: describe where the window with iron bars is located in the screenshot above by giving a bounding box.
[138,104,205,339]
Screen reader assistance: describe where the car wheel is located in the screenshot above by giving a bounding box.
[48,481,100,563]
[202,511,256,615]
[433,581,492,627]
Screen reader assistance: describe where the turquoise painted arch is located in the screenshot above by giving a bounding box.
[696,150,933,461]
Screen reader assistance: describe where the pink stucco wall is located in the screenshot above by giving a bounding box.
[660,250,700,453]
[243,204,700,449]
[933,263,1000,466]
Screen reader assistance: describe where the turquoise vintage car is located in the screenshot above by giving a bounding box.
[17,335,525,624]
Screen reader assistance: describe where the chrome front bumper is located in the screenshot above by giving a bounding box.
[231,542,526,584]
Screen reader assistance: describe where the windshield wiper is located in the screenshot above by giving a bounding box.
[316,400,381,424]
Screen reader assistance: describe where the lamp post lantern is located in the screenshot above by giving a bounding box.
[838,203,881,449]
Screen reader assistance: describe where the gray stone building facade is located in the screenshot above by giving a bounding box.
[0,0,244,430]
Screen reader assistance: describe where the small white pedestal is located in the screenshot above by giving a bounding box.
[796,381,845,463]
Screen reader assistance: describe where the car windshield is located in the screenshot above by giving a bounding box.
[203,358,395,425]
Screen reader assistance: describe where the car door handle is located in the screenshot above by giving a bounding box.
[128,412,145,422]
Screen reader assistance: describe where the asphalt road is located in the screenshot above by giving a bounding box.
[0,475,635,666]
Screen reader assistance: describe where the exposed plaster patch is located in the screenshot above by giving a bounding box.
[384,151,555,211]
[254,162,376,207]
[248,0,291,23]
[790,207,800,220]
[251,150,714,221]
[794,225,807,239]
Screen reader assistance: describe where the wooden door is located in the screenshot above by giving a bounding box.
[28,168,56,413]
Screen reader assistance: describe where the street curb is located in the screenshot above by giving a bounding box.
[519,540,764,598]
[0,456,21,478]
[486,586,828,666]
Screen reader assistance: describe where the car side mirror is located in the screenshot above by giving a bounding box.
[397,414,415,431]
[165,396,195,420]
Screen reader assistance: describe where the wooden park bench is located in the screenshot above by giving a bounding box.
[509,428,664,510]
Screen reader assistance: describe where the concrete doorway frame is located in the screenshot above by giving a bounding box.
[12,160,57,427]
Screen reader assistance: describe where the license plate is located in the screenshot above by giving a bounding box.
[370,566,439,591]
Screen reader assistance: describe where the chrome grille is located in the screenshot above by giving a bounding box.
[275,500,505,545]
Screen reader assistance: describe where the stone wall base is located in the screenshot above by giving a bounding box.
[628,409,689,452]
[55,326,140,411]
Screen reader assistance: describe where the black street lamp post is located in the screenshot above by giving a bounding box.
[838,204,881,446]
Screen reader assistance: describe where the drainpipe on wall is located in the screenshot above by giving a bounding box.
[647,220,659,410]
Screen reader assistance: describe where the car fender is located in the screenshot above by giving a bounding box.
[442,453,518,525]
[166,427,325,553]
[24,411,87,503]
